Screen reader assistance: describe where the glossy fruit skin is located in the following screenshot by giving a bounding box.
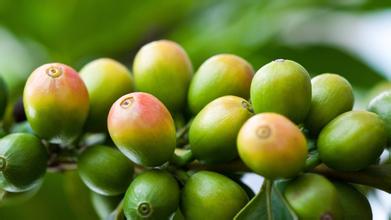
[237,113,307,179]
[80,58,134,132]
[0,75,7,120]
[108,92,176,167]
[305,73,354,135]
[284,173,343,220]
[333,181,372,220]
[181,171,248,220]
[189,96,253,164]
[0,133,48,192]
[250,59,311,123]
[90,191,123,219]
[133,40,193,112]
[188,54,253,114]
[78,145,134,196]
[318,110,387,171]
[368,91,391,143]
[23,63,89,144]
[123,170,180,220]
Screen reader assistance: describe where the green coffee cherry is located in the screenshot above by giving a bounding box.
[305,73,354,135]
[0,133,48,192]
[90,191,123,219]
[0,75,7,120]
[318,110,387,171]
[123,170,180,220]
[368,91,391,143]
[23,63,89,144]
[108,92,176,167]
[133,40,193,112]
[80,58,134,132]
[181,171,248,220]
[284,173,343,220]
[250,59,311,123]
[333,181,372,220]
[78,145,134,196]
[237,113,307,179]
[189,96,253,164]
[188,54,253,114]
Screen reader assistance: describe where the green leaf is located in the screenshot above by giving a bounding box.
[234,180,298,220]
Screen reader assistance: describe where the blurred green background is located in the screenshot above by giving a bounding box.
[0,0,391,219]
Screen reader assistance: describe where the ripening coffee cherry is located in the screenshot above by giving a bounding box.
[284,174,343,220]
[23,63,89,144]
[237,113,307,179]
[368,91,391,143]
[133,40,193,112]
[78,145,134,196]
[0,133,48,192]
[0,75,7,120]
[187,54,253,114]
[333,181,372,220]
[305,73,354,135]
[108,92,176,167]
[80,58,134,132]
[250,59,311,123]
[318,110,387,171]
[189,96,253,164]
[123,170,180,220]
[181,171,248,220]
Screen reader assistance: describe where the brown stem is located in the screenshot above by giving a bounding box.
[47,162,77,173]
[186,160,250,173]
[311,164,391,193]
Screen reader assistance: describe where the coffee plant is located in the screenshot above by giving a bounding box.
[0,39,390,220]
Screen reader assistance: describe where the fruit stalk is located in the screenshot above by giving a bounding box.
[265,179,274,220]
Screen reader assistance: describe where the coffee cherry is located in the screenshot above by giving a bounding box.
[284,173,343,220]
[0,133,48,192]
[23,63,89,144]
[78,145,133,196]
[333,181,372,220]
[80,58,134,132]
[108,92,176,167]
[181,171,248,220]
[318,110,387,171]
[237,113,307,179]
[133,40,193,112]
[189,96,253,164]
[123,170,180,220]
[250,59,311,123]
[187,54,253,114]
[368,91,391,143]
[305,73,354,135]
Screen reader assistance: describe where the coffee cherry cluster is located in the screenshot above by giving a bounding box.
[0,39,388,220]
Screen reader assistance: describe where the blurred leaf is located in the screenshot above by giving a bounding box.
[63,171,99,220]
[0,173,81,220]
[234,181,298,220]
[0,0,194,65]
